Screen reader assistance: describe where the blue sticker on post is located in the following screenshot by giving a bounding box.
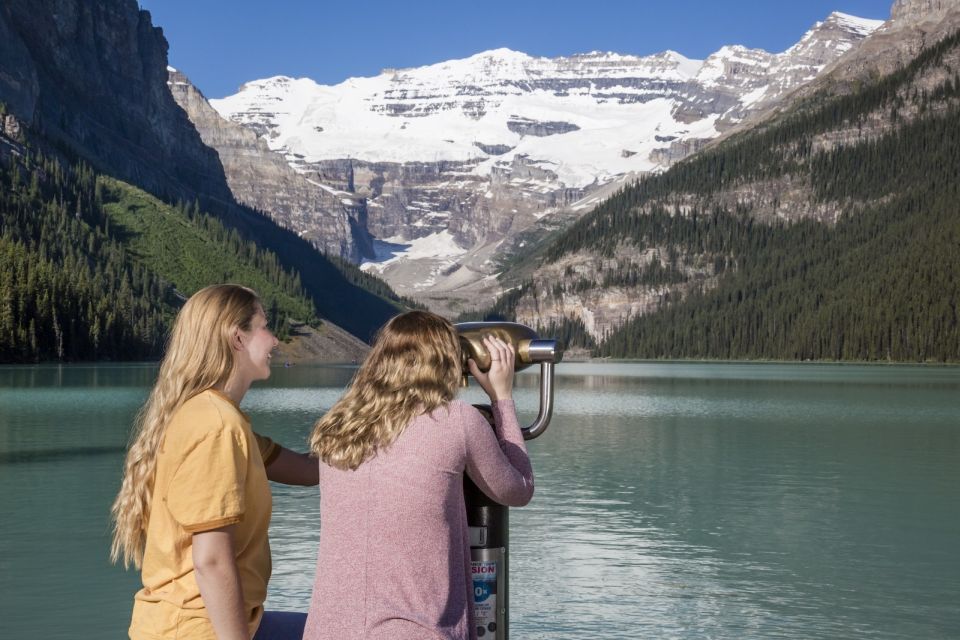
[471,560,498,636]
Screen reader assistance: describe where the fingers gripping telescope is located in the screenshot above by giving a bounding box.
[455,321,564,440]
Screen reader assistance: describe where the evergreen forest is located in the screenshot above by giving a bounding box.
[0,121,414,361]
[0,144,326,362]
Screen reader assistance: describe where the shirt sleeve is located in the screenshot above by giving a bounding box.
[463,400,534,507]
[166,426,248,533]
[254,432,280,467]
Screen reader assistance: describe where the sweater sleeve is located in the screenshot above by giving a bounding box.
[463,399,534,507]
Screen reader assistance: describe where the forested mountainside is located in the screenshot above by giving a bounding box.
[0,122,317,362]
[0,108,415,362]
[472,29,960,362]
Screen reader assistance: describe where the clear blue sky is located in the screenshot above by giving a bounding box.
[138,0,894,99]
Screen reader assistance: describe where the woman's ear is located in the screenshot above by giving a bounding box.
[230,327,245,353]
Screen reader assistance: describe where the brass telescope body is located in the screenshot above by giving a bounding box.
[456,321,561,375]
[455,321,563,441]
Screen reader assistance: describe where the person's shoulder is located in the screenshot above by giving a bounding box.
[446,398,472,415]
[179,389,244,422]
[170,390,248,443]
[421,399,470,425]
[448,399,488,424]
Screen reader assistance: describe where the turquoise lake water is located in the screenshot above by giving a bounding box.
[1,362,958,638]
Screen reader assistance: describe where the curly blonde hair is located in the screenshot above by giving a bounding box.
[310,310,462,470]
[110,284,262,568]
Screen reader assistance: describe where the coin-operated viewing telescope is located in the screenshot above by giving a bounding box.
[455,321,563,639]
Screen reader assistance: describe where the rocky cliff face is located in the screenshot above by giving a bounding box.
[785,0,960,95]
[309,153,586,245]
[166,69,371,260]
[699,13,885,128]
[891,0,957,21]
[512,246,722,341]
[0,0,235,210]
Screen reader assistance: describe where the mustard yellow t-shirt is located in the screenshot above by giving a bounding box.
[129,389,280,640]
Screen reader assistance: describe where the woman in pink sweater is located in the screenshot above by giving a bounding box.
[304,311,534,640]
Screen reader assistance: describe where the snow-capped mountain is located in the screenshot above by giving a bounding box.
[209,11,882,309]
[685,12,883,124]
[215,48,709,188]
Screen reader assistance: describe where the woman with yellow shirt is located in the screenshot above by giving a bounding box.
[111,284,317,639]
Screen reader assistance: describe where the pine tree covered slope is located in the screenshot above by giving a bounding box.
[478,30,960,362]
[0,131,324,362]
[1,146,175,362]
[99,178,317,327]
[0,111,416,362]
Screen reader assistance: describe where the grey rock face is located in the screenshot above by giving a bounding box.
[298,152,590,261]
[310,158,491,246]
[506,117,580,137]
[891,0,958,22]
[0,8,38,120]
[648,137,712,165]
[167,70,371,261]
[511,245,723,342]
[2,114,22,140]
[784,1,960,103]
[678,13,882,130]
[473,142,514,155]
[0,0,234,210]
[672,46,773,125]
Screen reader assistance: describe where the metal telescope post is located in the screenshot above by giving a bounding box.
[456,322,563,640]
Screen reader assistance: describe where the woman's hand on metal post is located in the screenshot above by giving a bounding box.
[467,335,515,402]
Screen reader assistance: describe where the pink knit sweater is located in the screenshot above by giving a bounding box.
[303,399,534,640]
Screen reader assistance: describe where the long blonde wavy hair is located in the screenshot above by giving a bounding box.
[310,310,462,470]
[110,284,262,568]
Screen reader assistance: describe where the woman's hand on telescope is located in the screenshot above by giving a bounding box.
[468,335,515,402]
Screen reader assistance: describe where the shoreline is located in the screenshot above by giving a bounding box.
[3,358,959,368]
